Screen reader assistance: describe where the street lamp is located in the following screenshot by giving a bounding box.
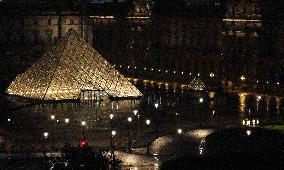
[65,118,69,123]
[110,114,114,128]
[199,98,204,103]
[110,130,116,168]
[240,75,246,81]
[246,130,251,136]
[51,115,55,120]
[109,114,114,120]
[146,119,151,125]
[7,118,11,122]
[127,117,132,122]
[154,103,159,109]
[133,110,138,116]
[177,129,182,134]
[43,132,49,139]
[127,117,132,153]
[81,121,86,137]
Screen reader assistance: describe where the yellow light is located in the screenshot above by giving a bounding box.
[240,75,246,81]
[146,119,151,125]
[223,18,261,22]
[133,110,138,116]
[209,72,215,77]
[65,118,70,123]
[127,117,132,122]
[246,130,251,136]
[43,132,49,138]
[111,130,116,136]
[51,115,55,120]
[81,121,86,126]
[90,16,115,19]
[154,103,159,108]
[177,129,182,134]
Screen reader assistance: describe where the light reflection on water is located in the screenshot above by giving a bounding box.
[0,90,283,153]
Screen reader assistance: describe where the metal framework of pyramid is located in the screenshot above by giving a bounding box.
[188,77,205,91]
[6,29,142,100]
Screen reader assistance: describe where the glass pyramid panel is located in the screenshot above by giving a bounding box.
[6,29,142,100]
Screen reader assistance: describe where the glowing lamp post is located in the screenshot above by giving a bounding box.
[43,132,49,154]
[109,114,114,128]
[199,98,204,127]
[154,103,159,109]
[51,115,55,120]
[246,130,251,136]
[146,119,151,125]
[240,75,246,81]
[127,117,132,122]
[177,129,182,134]
[65,118,69,123]
[81,121,86,137]
[127,117,132,153]
[133,110,138,116]
[43,132,49,139]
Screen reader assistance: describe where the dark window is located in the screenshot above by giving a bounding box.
[48,17,51,25]
[70,19,74,25]
[33,30,39,44]
[33,17,38,25]
[47,30,52,43]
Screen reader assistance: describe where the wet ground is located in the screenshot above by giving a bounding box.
[0,90,284,169]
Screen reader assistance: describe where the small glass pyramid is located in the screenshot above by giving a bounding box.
[6,29,142,100]
[188,77,205,91]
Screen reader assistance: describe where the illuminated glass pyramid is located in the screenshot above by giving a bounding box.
[6,29,142,100]
[188,77,205,91]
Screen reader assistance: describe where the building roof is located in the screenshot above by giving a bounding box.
[6,29,142,100]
